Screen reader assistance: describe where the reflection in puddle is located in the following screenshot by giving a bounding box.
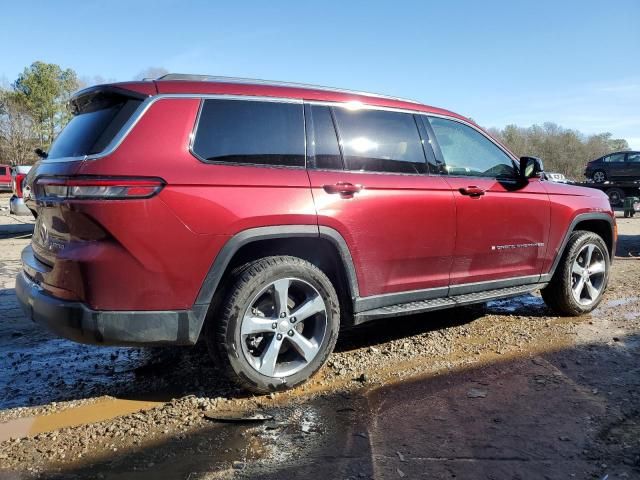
[486,294,547,314]
[0,397,162,442]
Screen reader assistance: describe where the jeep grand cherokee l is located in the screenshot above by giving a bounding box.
[16,74,616,393]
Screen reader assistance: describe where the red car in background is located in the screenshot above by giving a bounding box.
[16,75,616,393]
[0,165,11,192]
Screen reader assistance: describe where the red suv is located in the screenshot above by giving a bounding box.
[17,75,616,392]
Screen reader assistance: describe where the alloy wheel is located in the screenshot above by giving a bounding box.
[239,277,328,377]
[571,243,606,306]
[593,171,606,183]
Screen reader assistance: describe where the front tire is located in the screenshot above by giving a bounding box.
[206,256,340,393]
[541,231,610,316]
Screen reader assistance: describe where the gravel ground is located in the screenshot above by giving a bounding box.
[0,203,638,479]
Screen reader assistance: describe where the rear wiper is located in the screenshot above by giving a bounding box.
[35,148,48,159]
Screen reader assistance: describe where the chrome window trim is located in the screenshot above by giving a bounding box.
[306,100,519,164]
[44,93,516,171]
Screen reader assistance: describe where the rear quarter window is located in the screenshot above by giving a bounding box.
[192,99,305,167]
[47,91,142,160]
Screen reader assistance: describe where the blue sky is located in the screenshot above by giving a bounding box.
[1,0,639,148]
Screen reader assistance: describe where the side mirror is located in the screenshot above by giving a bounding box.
[520,156,544,179]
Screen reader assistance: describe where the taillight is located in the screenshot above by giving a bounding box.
[13,174,25,198]
[35,177,165,200]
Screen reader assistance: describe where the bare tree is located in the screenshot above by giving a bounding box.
[489,123,629,180]
[0,91,38,165]
[134,67,169,81]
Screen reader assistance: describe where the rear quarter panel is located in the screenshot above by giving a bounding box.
[76,97,316,309]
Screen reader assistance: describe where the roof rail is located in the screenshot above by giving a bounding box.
[156,73,422,105]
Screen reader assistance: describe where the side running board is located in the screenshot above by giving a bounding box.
[354,283,545,324]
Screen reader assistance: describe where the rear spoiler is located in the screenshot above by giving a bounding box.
[70,83,156,114]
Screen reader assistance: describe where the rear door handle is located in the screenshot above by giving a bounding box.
[323,182,363,196]
[458,186,485,197]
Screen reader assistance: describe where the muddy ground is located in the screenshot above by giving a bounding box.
[0,191,639,479]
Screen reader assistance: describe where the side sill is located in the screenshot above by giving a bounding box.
[354,282,546,324]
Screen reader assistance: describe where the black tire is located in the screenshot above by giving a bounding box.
[206,256,340,393]
[541,230,610,316]
[606,187,625,207]
[592,169,607,183]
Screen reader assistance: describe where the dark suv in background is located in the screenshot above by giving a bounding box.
[585,151,640,183]
[17,75,616,393]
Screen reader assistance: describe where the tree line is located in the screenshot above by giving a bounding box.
[0,62,631,178]
[488,123,629,180]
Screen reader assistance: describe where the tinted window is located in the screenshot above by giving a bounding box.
[626,153,640,162]
[332,107,426,174]
[0,167,6,175]
[428,117,516,178]
[193,99,304,167]
[603,153,625,163]
[305,105,343,170]
[47,92,142,160]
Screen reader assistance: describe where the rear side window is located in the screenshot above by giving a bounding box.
[332,107,426,174]
[305,105,343,170]
[0,167,6,175]
[603,153,625,163]
[47,91,142,160]
[428,117,516,178]
[193,99,305,167]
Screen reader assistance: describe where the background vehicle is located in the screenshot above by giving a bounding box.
[571,179,640,207]
[9,165,33,216]
[0,164,12,192]
[585,151,640,183]
[16,75,616,393]
[545,172,569,183]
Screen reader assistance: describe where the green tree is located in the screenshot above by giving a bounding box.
[12,61,79,150]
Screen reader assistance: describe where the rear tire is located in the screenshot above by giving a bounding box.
[541,231,609,316]
[206,256,340,393]
[592,170,607,183]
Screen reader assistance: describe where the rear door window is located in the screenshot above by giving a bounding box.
[331,107,426,174]
[192,99,305,167]
[304,104,343,170]
[47,91,142,160]
[603,153,625,163]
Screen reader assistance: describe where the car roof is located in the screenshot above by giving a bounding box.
[91,74,473,124]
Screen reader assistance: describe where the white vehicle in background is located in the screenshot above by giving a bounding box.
[9,165,33,216]
[545,172,569,183]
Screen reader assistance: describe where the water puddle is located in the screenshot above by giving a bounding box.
[0,397,163,442]
[486,294,547,314]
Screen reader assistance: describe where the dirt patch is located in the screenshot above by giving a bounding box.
[0,212,638,478]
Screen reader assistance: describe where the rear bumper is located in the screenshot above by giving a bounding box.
[9,196,31,216]
[16,267,207,346]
